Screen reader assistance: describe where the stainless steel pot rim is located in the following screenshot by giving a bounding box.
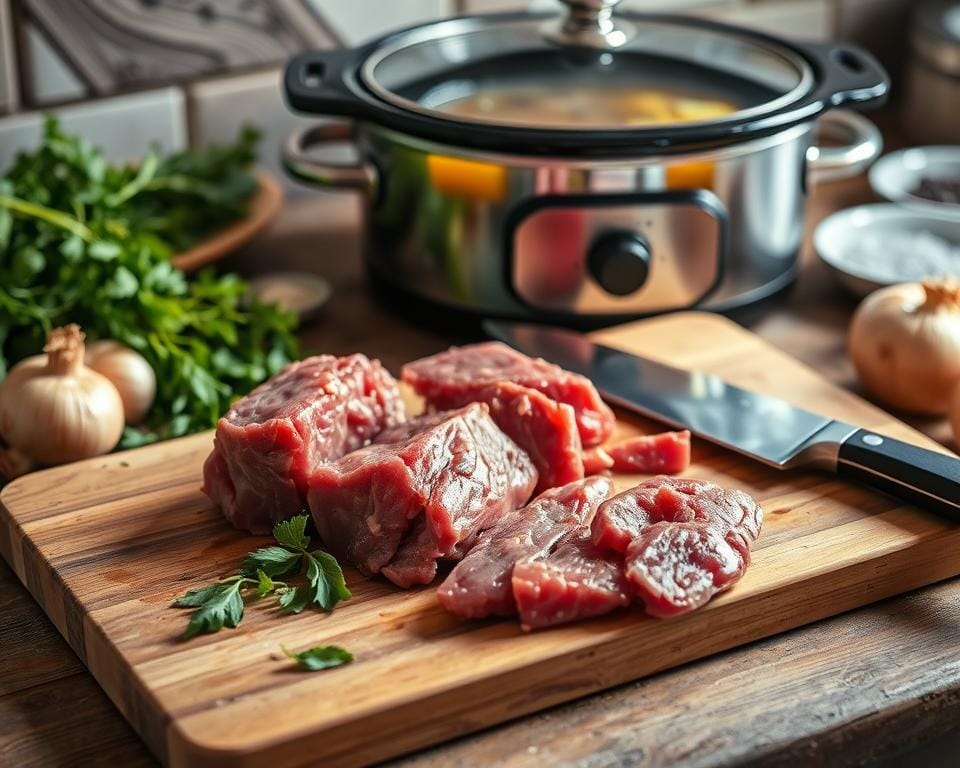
[357,13,817,135]
[284,12,887,156]
[361,120,813,167]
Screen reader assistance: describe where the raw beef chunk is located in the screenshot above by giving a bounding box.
[606,431,691,475]
[437,476,613,618]
[445,381,584,493]
[308,404,538,587]
[513,539,630,631]
[203,354,405,533]
[593,476,763,616]
[625,523,744,617]
[582,447,614,475]
[403,341,615,446]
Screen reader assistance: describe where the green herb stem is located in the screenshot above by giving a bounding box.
[0,193,94,241]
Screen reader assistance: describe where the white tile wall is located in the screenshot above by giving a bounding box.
[0,0,17,114]
[0,87,187,172]
[188,69,315,195]
[306,0,454,45]
[20,23,89,105]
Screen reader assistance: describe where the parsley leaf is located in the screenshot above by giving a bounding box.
[282,644,353,671]
[174,515,351,638]
[272,515,350,613]
[255,569,279,598]
[174,580,236,608]
[241,545,302,579]
[315,550,352,606]
[178,579,246,639]
[279,550,351,614]
[272,515,310,551]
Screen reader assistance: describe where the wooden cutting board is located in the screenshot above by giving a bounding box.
[2,312,958,768]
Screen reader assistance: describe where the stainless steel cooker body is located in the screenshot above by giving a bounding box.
[282,9,888,322]
[287,113,879,319]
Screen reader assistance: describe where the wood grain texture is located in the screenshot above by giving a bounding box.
[394,579,960,768]
[20,0,336,98]
[1,312,958,768]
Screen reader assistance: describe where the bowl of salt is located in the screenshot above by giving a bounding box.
[814,204,960,296]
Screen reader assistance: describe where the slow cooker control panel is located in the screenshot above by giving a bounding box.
[508,191,727,315]
[587,230,652,296]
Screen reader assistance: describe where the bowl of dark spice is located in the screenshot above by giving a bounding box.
[870,146,960,219]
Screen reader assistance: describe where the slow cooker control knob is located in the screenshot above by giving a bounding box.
[587,230,651,296]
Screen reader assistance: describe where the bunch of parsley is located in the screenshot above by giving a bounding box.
[0,117,298,446]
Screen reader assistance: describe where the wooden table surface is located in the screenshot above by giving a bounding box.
[3,151,960,768]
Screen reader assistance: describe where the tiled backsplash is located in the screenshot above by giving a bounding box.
[0,0,912,183]
[0,86,186,169]
[16,0,336,100]
[307,0,452,46]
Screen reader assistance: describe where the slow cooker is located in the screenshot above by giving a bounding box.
[282,0,889,323]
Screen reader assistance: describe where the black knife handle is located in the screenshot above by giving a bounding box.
[837,429,960,521]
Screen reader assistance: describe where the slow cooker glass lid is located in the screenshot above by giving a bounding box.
[361,15,815,131]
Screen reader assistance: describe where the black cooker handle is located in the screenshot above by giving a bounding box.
[284,49,374,118]
[796,42,890,110]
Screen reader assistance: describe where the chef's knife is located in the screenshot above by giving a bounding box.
[484,320,960,521]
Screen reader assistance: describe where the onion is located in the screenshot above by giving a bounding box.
[85,340,156,424]
[848,278,960,415]
[0,325,125,465]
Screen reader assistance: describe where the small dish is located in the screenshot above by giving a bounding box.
[247,271,332,322]
[814,203,960,297]
[869,146,960,219]
[172,169,284,271]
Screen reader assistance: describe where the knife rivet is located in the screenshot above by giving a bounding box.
[862,434,884,447]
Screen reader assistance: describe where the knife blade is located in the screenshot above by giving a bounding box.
[484,320,960,521]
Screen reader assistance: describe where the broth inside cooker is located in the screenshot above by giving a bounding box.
[406,51,770,130]
[437,85,736,128]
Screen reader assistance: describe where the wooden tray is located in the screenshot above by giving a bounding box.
[171,169,283,272]
[2,312,958,768]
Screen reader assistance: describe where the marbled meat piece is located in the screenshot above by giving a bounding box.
[625,522,745,617]
[308,404,538,587]
[203,354,405,534]
[606,431,691,475]
[437,476,613,618]
[582,447,614,475]
[593,476,763,617]
[593,476,762,555]
[513,538,630,631]
[402,341,615,446]
[452,381,584,493]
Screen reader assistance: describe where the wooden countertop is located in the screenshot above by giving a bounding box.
[3,160,960,768]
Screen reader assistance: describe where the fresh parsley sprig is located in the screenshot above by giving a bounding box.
[0,117,298,447]
[173,514,351,639]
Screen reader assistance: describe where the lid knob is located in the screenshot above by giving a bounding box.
[547,0,636,49]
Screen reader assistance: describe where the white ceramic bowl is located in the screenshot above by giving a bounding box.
[814,204,960,297]
[869,146,960,219]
